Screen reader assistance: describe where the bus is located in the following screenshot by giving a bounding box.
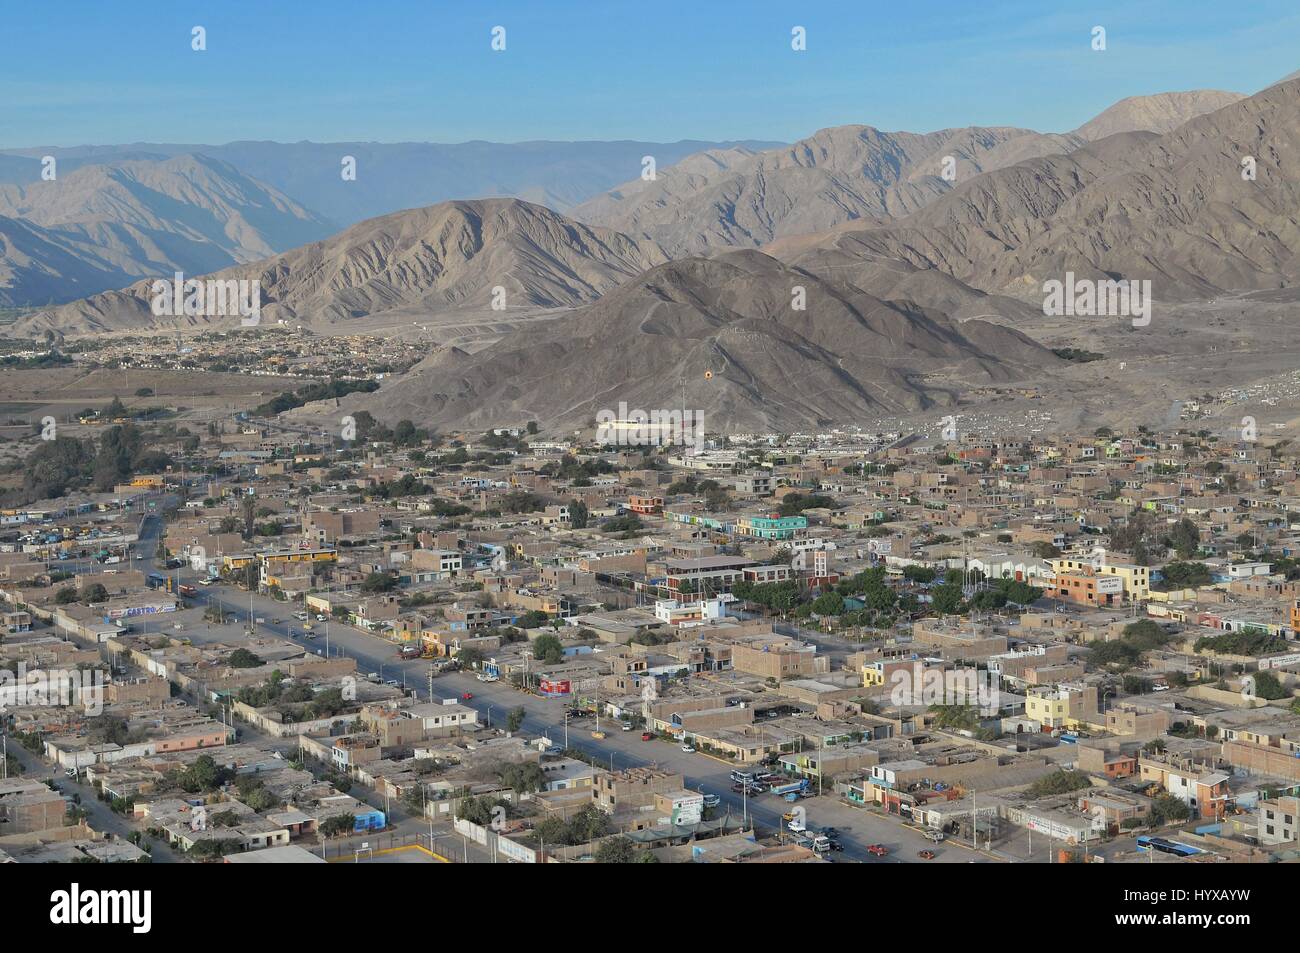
[1136,834,1203,857]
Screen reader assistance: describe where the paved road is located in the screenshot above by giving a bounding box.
[3,738,182,862]
[174,572,1002,864]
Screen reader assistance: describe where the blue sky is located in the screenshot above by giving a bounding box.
[3,0,1298,147]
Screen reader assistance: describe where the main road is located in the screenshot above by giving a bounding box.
[156,530,999,864]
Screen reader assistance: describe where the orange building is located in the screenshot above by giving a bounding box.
[1050,569,1123,607]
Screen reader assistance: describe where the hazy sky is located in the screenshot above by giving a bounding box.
[4,0,1298,147]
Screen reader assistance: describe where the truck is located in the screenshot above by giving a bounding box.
[178,584,197,598]
[770,778,810,797]
[811,834,831,854]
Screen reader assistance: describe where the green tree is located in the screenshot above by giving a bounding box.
[594,836,638,863]
[506,706,526,733]
[532,633,564,664]
[930,583,964,616]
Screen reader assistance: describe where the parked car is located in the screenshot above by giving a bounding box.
[640,731,654,741]
[680,742,695,752]
[702,794,720,808]
[620,721,632,731]
[787,818,807,833]
[924,829,946,843]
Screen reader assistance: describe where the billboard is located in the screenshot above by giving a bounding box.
[1095,576,1123,595]
[539,679,571,697]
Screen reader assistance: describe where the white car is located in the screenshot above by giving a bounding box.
[787,818,807,833]
[680,742,696,753]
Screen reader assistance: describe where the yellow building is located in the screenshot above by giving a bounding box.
[1025,684,1100,730]
[1050,557,1149,601]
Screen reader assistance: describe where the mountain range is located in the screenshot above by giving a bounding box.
[352,249,1060,432]
[16,199,666,334]
[0,154,332,308]
[8,79,1300,432]
[773,79,1300,302]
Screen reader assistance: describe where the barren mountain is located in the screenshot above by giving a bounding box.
[15,199,666,336]
[776,79,1300,303]
[0,214,145,308]
[0,154,332,307]
[572,125,1083,255]
[1071,90,1245,140]
[0,139,782,226]
[355,250,1058,432]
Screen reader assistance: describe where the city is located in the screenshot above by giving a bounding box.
[0,0,1293,933]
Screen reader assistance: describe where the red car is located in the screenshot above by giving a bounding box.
[867,844,889,857]
[640,731,654,741]
[461,692,473,700]
[918,850,936,860]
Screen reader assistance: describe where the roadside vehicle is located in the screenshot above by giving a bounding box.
[924,829,945,843]
[918,849,936,860]
[787,817,807,833]
[620,721,632,731]
[811,835,831,854]
[782,810,799,822]
[680,742,695,753]
[294,612,309,621]
[867,844,889,857]
[366,673,382,683]
[399,646,422,660]
[771,778,809,797]
[702,794,720,808]
[640,731,654,741]
[828,840,844,852]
